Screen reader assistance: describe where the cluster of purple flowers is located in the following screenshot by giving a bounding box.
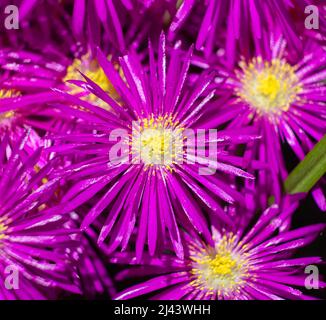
[0,0,325,300]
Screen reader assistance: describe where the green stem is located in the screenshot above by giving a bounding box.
[284,134,326,194]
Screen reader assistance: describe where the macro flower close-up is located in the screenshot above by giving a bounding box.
[0,0,325,307]
[113,202,325,300]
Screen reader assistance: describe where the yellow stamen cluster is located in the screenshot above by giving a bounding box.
[190,235,249,296]
[0,90,20,126]
[131,114,184,172]
[64,53,121,110]
[236,57,302,117]
[0,90,16,99]
[34,165,49,186]
[0,219,8,242]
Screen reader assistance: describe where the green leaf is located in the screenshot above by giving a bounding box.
[284,134,326,194]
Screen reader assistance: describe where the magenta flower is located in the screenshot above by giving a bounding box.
[167,0,312,66]
[0,132,81,299]
[0,2,80,140]
[0,0,114,130]
[0,51,69,134]
[207,35,326,211]
[47,34,260,261]
[0,0,324,301]
[0,48,116,137]
[113,203,325,300]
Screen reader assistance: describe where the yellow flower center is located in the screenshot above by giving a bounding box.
[190,235,248,295]
[141,129,172,160]
[236,57,302,116]
[0,90,19,126]
[131,115,184,171]
[257,74,282,101]
[0,221,8,242]
[0,90,15,99]
[207,253,237,275]
[64,53,121,110]
[0,111,15,120]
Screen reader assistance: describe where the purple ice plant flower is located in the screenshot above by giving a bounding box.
[0,0,323,302]
[0,2,81,143]
[205,35,326,212]
[0,48,117,105]
[47,34,260,261]
[0,45,122,139]
[166,0,307,66]
[112,203,325,300]
[0,132,81,299]
[0,88,56,171]
[0,84,71,159]
[0,50,69,134]
[0,0,119,133]
[63,51,123,110]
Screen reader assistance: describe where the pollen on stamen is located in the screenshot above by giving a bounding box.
[189,235,249,296]
[235,57,302,117]
[130,114,184,172]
